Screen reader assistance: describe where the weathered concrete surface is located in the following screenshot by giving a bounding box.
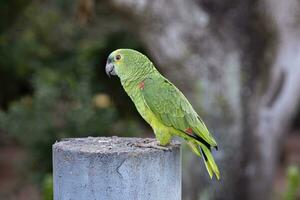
[53,137,181,200]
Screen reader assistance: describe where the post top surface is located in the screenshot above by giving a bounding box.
[53,136,180,154]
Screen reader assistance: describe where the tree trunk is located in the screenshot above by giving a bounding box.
[99,0,300,199]
[247,1,300,199]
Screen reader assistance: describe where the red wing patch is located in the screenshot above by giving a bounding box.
[184,127,214,149]
[185,128,193,135]
[138,81,145,90]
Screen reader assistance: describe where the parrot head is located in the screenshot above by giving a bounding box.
[105,49,153,80]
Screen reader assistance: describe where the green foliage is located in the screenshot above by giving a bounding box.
[283,165,300,200]
[0,0,32,32]
[42,174,53,200]
[0,0,143,184]
[0,0,141,108]
[0,67,119,174]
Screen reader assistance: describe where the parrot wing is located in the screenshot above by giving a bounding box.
[141,77,217,147]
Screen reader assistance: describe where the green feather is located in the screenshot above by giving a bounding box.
[142,77,217,146]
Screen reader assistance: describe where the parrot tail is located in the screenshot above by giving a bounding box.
[187,141,220,180]
[199,142,220,180]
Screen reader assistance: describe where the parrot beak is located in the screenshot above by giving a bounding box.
[105,57,116,77]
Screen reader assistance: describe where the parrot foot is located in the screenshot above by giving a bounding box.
[132,140,169,151]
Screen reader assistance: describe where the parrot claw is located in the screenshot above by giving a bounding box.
[131,140,170,151]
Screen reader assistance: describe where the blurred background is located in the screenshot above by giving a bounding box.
[0,0,299,200]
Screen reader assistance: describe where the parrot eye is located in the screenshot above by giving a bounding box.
[115,54,121,61]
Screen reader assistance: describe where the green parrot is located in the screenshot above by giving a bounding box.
[105,49,220,179]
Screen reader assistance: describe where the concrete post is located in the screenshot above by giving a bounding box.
[53,137,181,200]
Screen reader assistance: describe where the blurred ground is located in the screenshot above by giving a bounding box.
[0,131,299,200]
[0,137,40,200]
